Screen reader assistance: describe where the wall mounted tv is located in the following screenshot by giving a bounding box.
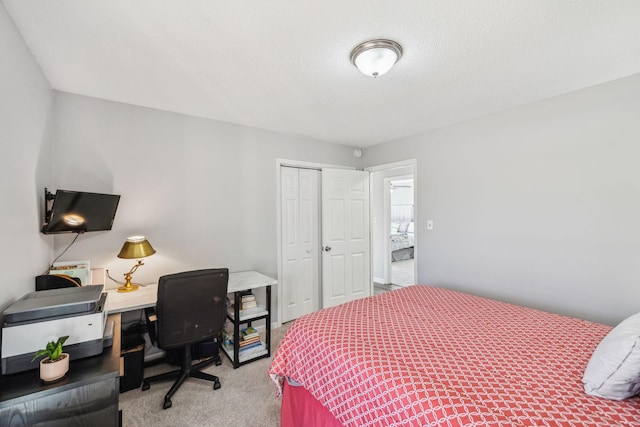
[41,188,121,234]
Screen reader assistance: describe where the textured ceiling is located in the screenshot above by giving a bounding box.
[4,1,640,147]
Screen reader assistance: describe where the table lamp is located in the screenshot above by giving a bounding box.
[117,235,156,293]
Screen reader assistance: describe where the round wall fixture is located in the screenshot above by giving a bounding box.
[350,39,403,78]
[353,148,364,158]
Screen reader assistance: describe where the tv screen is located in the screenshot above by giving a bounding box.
[41,189,121,234]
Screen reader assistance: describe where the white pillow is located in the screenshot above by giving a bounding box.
[407,222,414,233]
[583,312,640,400]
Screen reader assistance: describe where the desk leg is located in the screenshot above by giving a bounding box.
[266,285,271,357]
[233,291,241,368]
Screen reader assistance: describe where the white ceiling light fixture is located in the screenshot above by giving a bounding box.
[350,39,403,78]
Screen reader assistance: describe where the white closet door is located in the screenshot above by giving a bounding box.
[281,167,320,322]
[321,168,371,308]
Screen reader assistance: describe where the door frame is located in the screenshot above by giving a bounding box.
[365,159,418,290]
[275,159,354,328]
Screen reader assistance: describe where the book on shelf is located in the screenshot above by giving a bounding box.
[241,300,258,310]
[238,340,264,353]
[239,336,261,347]
[241,293,256,303]
[222,325,261,344]
[222,338,265,354]
[241,326,259,339]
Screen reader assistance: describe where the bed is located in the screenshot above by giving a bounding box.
[390,223,414,261]
[269,285,640,426]
[390,205,414,262]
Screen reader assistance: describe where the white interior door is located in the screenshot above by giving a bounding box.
[281,167,320,322]
[322,168,370,308]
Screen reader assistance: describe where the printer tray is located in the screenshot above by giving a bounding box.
[3,286,104,324]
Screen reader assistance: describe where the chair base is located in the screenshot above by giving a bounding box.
[141,345,221,409]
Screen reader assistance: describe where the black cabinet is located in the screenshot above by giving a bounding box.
[0,314,121,427]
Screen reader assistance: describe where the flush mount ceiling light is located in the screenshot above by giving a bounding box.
[350,39,403,78]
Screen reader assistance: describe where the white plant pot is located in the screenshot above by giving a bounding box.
[39,353,69,383]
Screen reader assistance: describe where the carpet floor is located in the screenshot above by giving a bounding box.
[391,258,415,286]
[119,323,291,426]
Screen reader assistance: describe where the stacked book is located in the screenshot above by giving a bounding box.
[238,326,263,353]
[240,293,257,310]
[227,293,266,319]
[221,326,265,358]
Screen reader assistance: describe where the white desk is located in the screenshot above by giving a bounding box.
[105,270,277,366]
[105,270,277,314]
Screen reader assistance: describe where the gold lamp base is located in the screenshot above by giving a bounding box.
[117,282,139,293]
[117,270,140,293]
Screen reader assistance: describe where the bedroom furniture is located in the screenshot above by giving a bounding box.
[390,204,414,262]
[116,236,156,293]
[221,271,276,368]
[0,313,121,426]
[269,285,640,426]
[104,270,273,314]
[141,268,228,410]
[390,224,414,261]
[104,270,277,366]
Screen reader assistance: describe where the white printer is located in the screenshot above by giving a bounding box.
[1,285,111,375]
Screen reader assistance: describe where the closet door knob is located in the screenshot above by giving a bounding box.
[323,246,332,252]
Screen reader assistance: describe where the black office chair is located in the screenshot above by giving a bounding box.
[141,268,229,409]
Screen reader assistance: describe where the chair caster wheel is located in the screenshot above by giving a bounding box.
[163,399,172,409]
[141,382,150,391]
[214,358,222,366]
[213,381,221,390]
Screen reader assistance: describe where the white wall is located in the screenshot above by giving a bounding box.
[49,92,359,319]
[0,5,53,313]
[364,73,640,325]
[390,184,413,207]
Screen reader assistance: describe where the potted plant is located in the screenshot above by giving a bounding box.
[32,336,70,383]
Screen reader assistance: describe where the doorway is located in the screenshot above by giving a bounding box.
[367,160,417,292]
[389,176,415,286]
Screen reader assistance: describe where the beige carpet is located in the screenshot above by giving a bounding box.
[391,258,415,286]
[119,323,291,426]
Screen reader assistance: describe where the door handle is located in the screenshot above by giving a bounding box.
[322,246,332,252]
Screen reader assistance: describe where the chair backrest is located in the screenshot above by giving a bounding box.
[156,268,229,349]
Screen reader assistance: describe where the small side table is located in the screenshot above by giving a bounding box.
[220,271,277,368]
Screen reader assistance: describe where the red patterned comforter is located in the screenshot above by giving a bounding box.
[269,285,640,426]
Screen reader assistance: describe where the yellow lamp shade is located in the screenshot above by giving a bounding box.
[117,236,156,259]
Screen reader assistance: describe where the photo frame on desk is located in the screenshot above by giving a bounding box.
[50,260,90,286]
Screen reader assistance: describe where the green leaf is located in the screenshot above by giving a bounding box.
[31,335,70,363]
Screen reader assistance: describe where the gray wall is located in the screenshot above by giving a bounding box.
[0,5,53,312]
[50,92,359,312]
[364,73,640,325]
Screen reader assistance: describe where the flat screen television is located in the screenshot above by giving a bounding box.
[41,189,121,234]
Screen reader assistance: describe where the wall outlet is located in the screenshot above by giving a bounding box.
[427,220,434,230]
